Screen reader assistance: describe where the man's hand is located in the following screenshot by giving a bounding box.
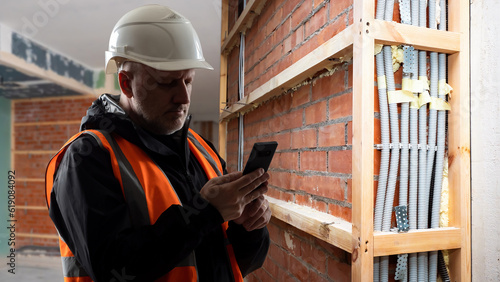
[200,169,269,222]
[233,195,271,231]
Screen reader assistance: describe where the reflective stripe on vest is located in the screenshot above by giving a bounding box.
[46,129,243,282]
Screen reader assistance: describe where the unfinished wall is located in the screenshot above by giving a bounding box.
[226,0,354,280]
[470,0,500,280]
[13,96,95,248]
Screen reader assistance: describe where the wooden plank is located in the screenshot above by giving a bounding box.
[351,0,375,281]
[0,52,95,96]
[268,197,352,253]
[14,120,82,127]
[371,20,460,54]
[221,0,267,54]
[218,0,229,159]
[373,228,461,257]
[14,150,57,155]
[17,233,59,239]
[19,206,47,211]
[220,25,354,122]
[17,178,45,182]
[447,0,471,281]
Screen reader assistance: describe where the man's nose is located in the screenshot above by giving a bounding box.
[173,82,190,104]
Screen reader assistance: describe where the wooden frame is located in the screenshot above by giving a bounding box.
[219,1,471,281]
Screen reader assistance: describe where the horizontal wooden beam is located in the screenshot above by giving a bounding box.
[18,206,47,210]
[221,0,267,54]
[17,233,59,239]
[268,197,352,253]
[370,20,461,54]
[14,120,82,127]
[14,150,57,155]
[220,24,354,121]
[373,227,462,256]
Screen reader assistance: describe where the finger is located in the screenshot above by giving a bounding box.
[245,204,271,231]
[240,173,269,197]
[210,171,242,185]
[242,196,265,218]
[244,183,268,204]
[233,169,265,191]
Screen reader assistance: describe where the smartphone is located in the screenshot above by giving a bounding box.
[242,141,278,175]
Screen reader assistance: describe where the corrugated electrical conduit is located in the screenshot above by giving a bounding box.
[408,0,420,280]
[373,0,389,281]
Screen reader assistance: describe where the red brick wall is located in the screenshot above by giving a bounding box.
[13,95,95,247]
[226,0,354,280]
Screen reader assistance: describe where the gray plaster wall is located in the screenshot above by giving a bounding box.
[470,0,500,280]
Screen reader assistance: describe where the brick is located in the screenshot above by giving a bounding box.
[301,175,343,200]
[305,6,328,38]
[329,92,352,120]
[291,0,311,29]
[300,151,327,172]
[305,101,327,125]
[263,257,280,279]
[328,204,352,222]
[291,128,317,149]
[312,70,345,101]
[346,179,352,203]
[291,84,311,109]
[329,0,353,21]
[308,271,331,282]
[312,199,328,212]
[327,257,351,282]
[269,171,292,190]
[315,14,347,46]
[269,244,289,269]
[328,149,352,174]
[275,151,299,171]
[15,153,53,179]
[291,25,305,50]
[289,256,309,281]
[295,194,311,207]
[282,230,301,257]
[301,242,327,273]
[318,123,345,147]
[346,121,352,145]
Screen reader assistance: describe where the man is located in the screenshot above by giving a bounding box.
[45,5,271,282]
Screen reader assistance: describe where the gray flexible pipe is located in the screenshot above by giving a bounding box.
[380,1,398,282]
[417,0,429,280]
[374,1,388,281]
[408,1,420,280]
[429,0,448,280]
[427,2,439,280]
[237,33,245,171]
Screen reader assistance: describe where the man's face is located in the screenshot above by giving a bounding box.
[125,64,195,135]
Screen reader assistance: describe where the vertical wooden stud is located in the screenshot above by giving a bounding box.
[219,0,229,159]
[446,0,471,281]
[352,0,375,281]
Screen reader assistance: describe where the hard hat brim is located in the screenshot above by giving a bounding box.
[105,53,214,74]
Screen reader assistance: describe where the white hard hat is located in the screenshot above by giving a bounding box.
[105,5,213,73]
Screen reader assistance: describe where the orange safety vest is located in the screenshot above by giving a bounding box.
[45,129,244,282]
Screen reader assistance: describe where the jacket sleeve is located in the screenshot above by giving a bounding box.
[201,136,271,276]
[49,135,224,282]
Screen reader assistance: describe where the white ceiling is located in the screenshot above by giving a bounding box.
[0,0,222,122]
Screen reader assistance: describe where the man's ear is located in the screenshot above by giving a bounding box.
[118,71,133,98]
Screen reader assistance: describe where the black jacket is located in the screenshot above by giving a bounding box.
[48,94,269,281]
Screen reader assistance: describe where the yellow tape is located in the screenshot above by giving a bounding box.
[375,44,383,56]
[377,75,387,89]
[410,96,420,109]
[412,79,424,93]
[438,79,453,97]
[418,91,432,107]
[388,90,416,104]
[419,76,430,91]
[429,97,451,111]
[402,78,412,92]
